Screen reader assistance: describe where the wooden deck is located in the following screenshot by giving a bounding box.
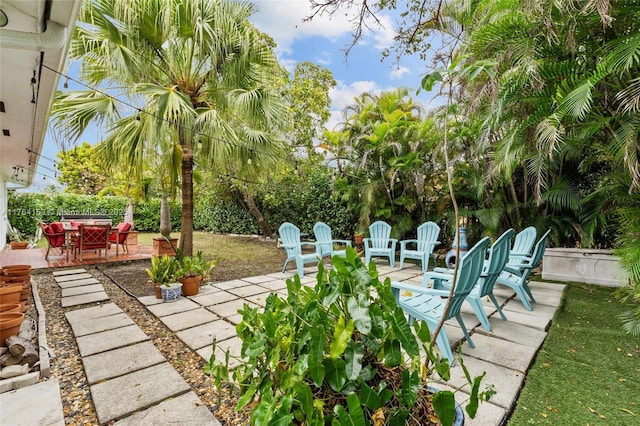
[0,244,153,272]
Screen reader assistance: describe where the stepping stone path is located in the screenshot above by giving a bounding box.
[54,269,220,425]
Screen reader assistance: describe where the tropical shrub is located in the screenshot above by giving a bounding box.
[205,248,493,425]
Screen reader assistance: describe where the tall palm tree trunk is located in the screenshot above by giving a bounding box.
[181,147,194,256]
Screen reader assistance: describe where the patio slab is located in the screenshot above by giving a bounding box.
[56,278,102,288]
[227,284,272,298]
[213,279,253,291]
[176,319,237,350]
[190,290,240,307]
[207,298,252,318]
[145,297,200,317]
[160,308,218,332]
[67,312,134,337]
[61,291,110,307]
[82,341,166,385]
[0,378,64,426]
[475,320,548,348]
[256,279,288,291]
[435,382,507,426]
[197,336,243,368]
[242,275,277,284]
[64,302,121,322]
[137,295,163,306]
[75,325,149,357]
[442,356,525,410]
[61,283,105,297]
[54,273,93,282]
[52,268,87,276]
[461,332,537,372]
[90,363,190,424]
[113,391,220,426]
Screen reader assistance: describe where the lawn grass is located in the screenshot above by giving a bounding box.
[137,231,286,281]
[509,283,640,425]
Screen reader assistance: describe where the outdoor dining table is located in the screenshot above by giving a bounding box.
[63,226,79,261]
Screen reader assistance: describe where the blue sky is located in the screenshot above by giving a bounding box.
[35,0,438,191]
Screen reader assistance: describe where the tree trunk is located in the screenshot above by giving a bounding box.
[160,194,172,238]
[242,190,272,237]
[181,147,194,256]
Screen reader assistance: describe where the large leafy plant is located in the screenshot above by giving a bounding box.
[206,248,492,425]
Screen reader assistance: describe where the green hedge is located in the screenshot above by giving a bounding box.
[7,166,355,240]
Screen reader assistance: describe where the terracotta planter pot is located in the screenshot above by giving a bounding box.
[0,303,22,314]
[153,283,163,299]
[2,264,32,272]
[354,234,364,245]
[0,285,23,305]
[9,242,28,250]
[20,286,31,302]
[0,312,25,346]
[180,275,203,297]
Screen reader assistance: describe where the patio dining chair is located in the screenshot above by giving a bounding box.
[363,221,398,267]
[313,222,352,260]
[399,221,441,271]
[73,224,111,262]
[390,237,490,364]
[40,221,66,260]
[279,222,321,276]
[109,222,132,256]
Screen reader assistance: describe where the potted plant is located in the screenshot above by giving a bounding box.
[205,248,493,425]
[175,250,216,297]
[145,254,178,299]
[8,229,28,250]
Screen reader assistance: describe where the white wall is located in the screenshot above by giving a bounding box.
[1,174,7,249]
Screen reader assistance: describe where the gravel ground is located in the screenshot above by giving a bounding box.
[35,262,250,425]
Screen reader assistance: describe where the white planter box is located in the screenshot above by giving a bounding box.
[542,248,628,287]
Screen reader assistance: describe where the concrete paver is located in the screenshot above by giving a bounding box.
[56,278,101,288]
[90,363,191,424]
[82,341,166,384]
[227,284,272,298]
[161,307,218,331]
[75,324,149,356]
[197,336,243,369]
[475,319,548,348]
[0,379,64,426]
[61,291,110,307]
[145,297,200,317]
[113,391,220,426]
[64,302,121,322]
[190,290,240,307]
[54,273,93,282]
[207,298,252,318]
[52,268,87,276]
[461,332,537,372]
[68,312,134,336]
[176,319,236,350]
[61,283,105,297]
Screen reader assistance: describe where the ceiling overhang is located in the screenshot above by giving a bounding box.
[0,0,81,189]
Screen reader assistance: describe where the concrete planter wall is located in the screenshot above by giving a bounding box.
[542,248,628,287]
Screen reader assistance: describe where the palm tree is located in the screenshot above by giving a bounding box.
[51,0,288,255]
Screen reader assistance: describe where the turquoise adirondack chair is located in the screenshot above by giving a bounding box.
[431,229,514,331]
[509,226,537,263]
[390,237,491,364]
[363,221,398,267]
[399,221,441,271]
[313,222,352,260]
[278,222,320,276]
[496,229,552,311]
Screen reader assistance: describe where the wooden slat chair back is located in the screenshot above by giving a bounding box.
[363,221,398,267]
[76,224,111,262]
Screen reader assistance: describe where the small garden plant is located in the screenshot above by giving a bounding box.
[206,248,493,425]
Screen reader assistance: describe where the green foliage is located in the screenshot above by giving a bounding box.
[56,142,109,195]
[145,254,178,285]
[174,250,216,279]
[205,248,491,425]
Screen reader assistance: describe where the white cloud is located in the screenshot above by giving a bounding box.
[250,1,353,54]
[389,65,410,80]
[326,80,381,130]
